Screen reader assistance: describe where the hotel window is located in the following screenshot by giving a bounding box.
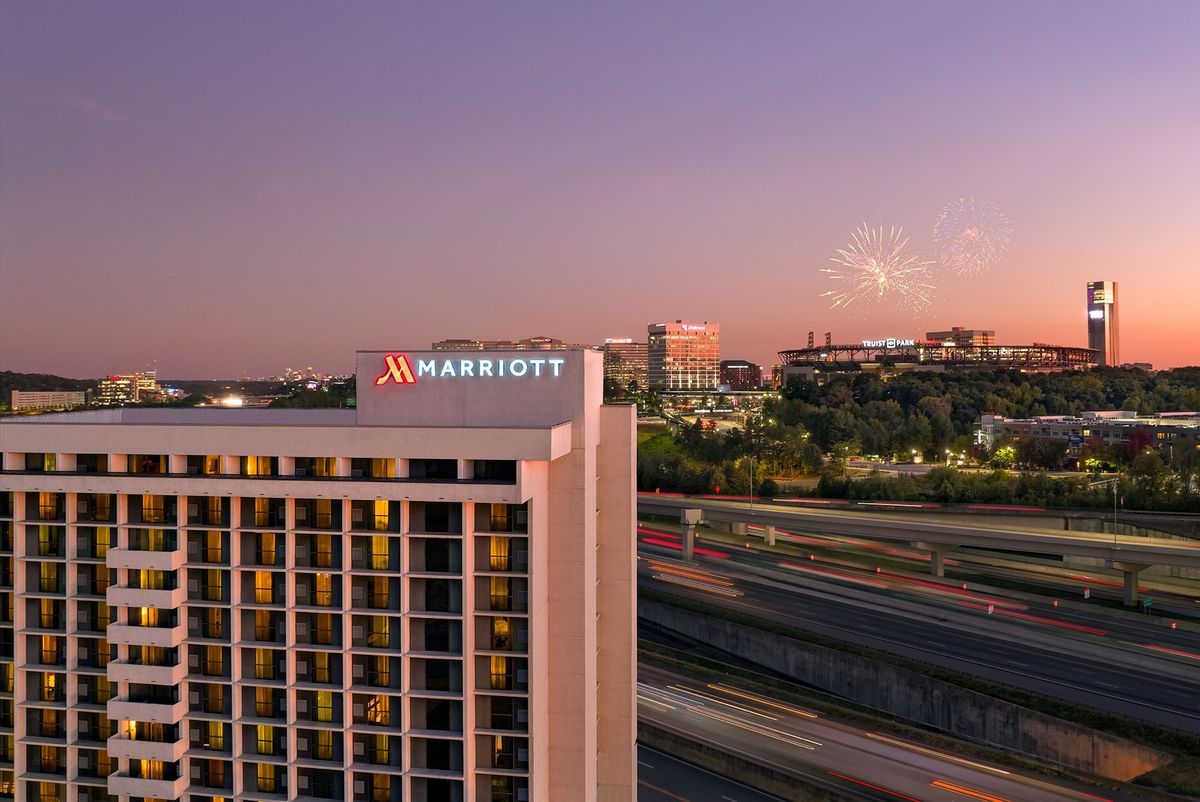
[315,729,334,760]
[204,496,222,526]
[203,646,224,676]
[205,569,224,601]
[256,762,276,792]
[371,458,395,478]
[205,721,225,751]
[37,526,58,557]
[204,758,225,788]
[312,457,336,477]
[373,499,389,531]
[491,655,510,690]
[255,611,274,642]
[95,494,112,520]
[366,694,390,726]
[95,748,113,777]
[137,759,165,780]
[94,676,112,704]
[136,569,166,590]
[256,724,275,755]
[315,498,333,529]
[98,601,113,628]
[371,774,391,802]
[316,691,334,722]
[370,655,390,687]
[94,527,112,557]
[203,455,220,475]
[142,494,164,524]
[39,599,56,629]
[37,781,60,802]
[40,635,60,664]
[256,531,276,564]
[315,572,333,606]
[314,651,332,684]
[201,684,223,714]
[367,616,389,648]
[38,492,58,520]
[203,530,222,563]
[489,536,511,571]
[492,617,512,650]
[40,672,57,702]
[370,535,389,570]
[314,613,333,645]
[369,575,389,608]
[490,576,511,610]
[255,648,275,680]
[95,639,113,666]
[253,497,271,528]
[255,687,275,717]
[254,571,273,604]
[370,733,389,764]
[204,607,223,639]
[314,534,333,568]
[39,562,58,592]
[244,456,273,476]
[489,503,509,532]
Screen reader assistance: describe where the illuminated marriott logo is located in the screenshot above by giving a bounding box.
[375,354,418,385]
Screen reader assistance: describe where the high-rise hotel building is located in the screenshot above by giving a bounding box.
[0,349,636,802]
[646,321,720,391]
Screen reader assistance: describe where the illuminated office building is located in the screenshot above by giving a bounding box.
[0,349,635,802]
[1086,281,1120,367]
[646,321,720,391]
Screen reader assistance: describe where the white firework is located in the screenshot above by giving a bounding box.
[934,197,1012,275]
[820,223,935,313]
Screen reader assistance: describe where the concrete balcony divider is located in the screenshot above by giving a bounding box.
[107,773,188,800]
[106,660,187,686]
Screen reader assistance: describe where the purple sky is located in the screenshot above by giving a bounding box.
[2,1,1198,378]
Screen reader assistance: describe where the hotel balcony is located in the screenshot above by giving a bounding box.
[107,659,187,686]
[106,770,187,800]
[105,621,185,649]
[106,731,187,763]
[105,546,184,572]
[106,584,186,610]
[107,697,187,725]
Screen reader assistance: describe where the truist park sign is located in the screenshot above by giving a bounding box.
[357,349,594,428]
[375,353,566,385]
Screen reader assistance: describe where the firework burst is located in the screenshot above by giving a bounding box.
[820,223,935,313]
[934,197,1012,275]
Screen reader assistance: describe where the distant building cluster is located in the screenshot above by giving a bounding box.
[976,410,1199,463]
[96,370,164,405]
[719,360,762,391]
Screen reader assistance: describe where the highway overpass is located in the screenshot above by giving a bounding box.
[638,495,1200,604]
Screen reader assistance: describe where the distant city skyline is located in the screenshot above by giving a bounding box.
[2,2,1198,377]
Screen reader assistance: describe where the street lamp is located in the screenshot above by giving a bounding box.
[1088,475,1122,546]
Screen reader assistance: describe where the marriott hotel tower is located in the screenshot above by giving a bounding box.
[0,349,636,802]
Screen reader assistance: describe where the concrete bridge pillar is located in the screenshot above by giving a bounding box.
[1107,560,1151,606]
[681,509,703,562]
[913,542,957,577]
[730,522,748,537]
[763,525,777,547]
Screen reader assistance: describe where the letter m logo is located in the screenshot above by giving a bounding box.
[375,353,417,385]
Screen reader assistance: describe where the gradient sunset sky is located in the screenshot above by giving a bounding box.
[2,1,1198,378]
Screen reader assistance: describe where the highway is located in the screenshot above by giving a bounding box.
[638,664,1142,802]
[636,528,1200,733]
[638,495,1200,569]
[638,745,784,802]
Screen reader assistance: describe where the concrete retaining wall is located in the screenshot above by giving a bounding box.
[641,600,1171,781]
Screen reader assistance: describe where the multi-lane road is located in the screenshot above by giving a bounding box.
[638,665,1143,802]
[636,524,1200,733]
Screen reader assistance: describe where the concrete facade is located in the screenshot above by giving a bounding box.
[0,349,635,802]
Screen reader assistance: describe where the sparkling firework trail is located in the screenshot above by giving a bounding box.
[934,197,1012,275]
[821,223,935,314]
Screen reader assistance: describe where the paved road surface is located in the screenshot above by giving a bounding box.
[638,745,785,802]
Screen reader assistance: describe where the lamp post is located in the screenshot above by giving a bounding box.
[1088,475,1121,546]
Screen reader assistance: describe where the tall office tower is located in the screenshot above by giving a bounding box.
[1086,281,1120,366]
[646,321,720,391]
[0,348,636,802]
[600,339,649,395]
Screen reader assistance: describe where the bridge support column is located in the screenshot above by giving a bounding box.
[681,509,703,562]
[730,522,748,537]
[914,542,956,577]
[1106,561,1151,606]
[763,525,776,547]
